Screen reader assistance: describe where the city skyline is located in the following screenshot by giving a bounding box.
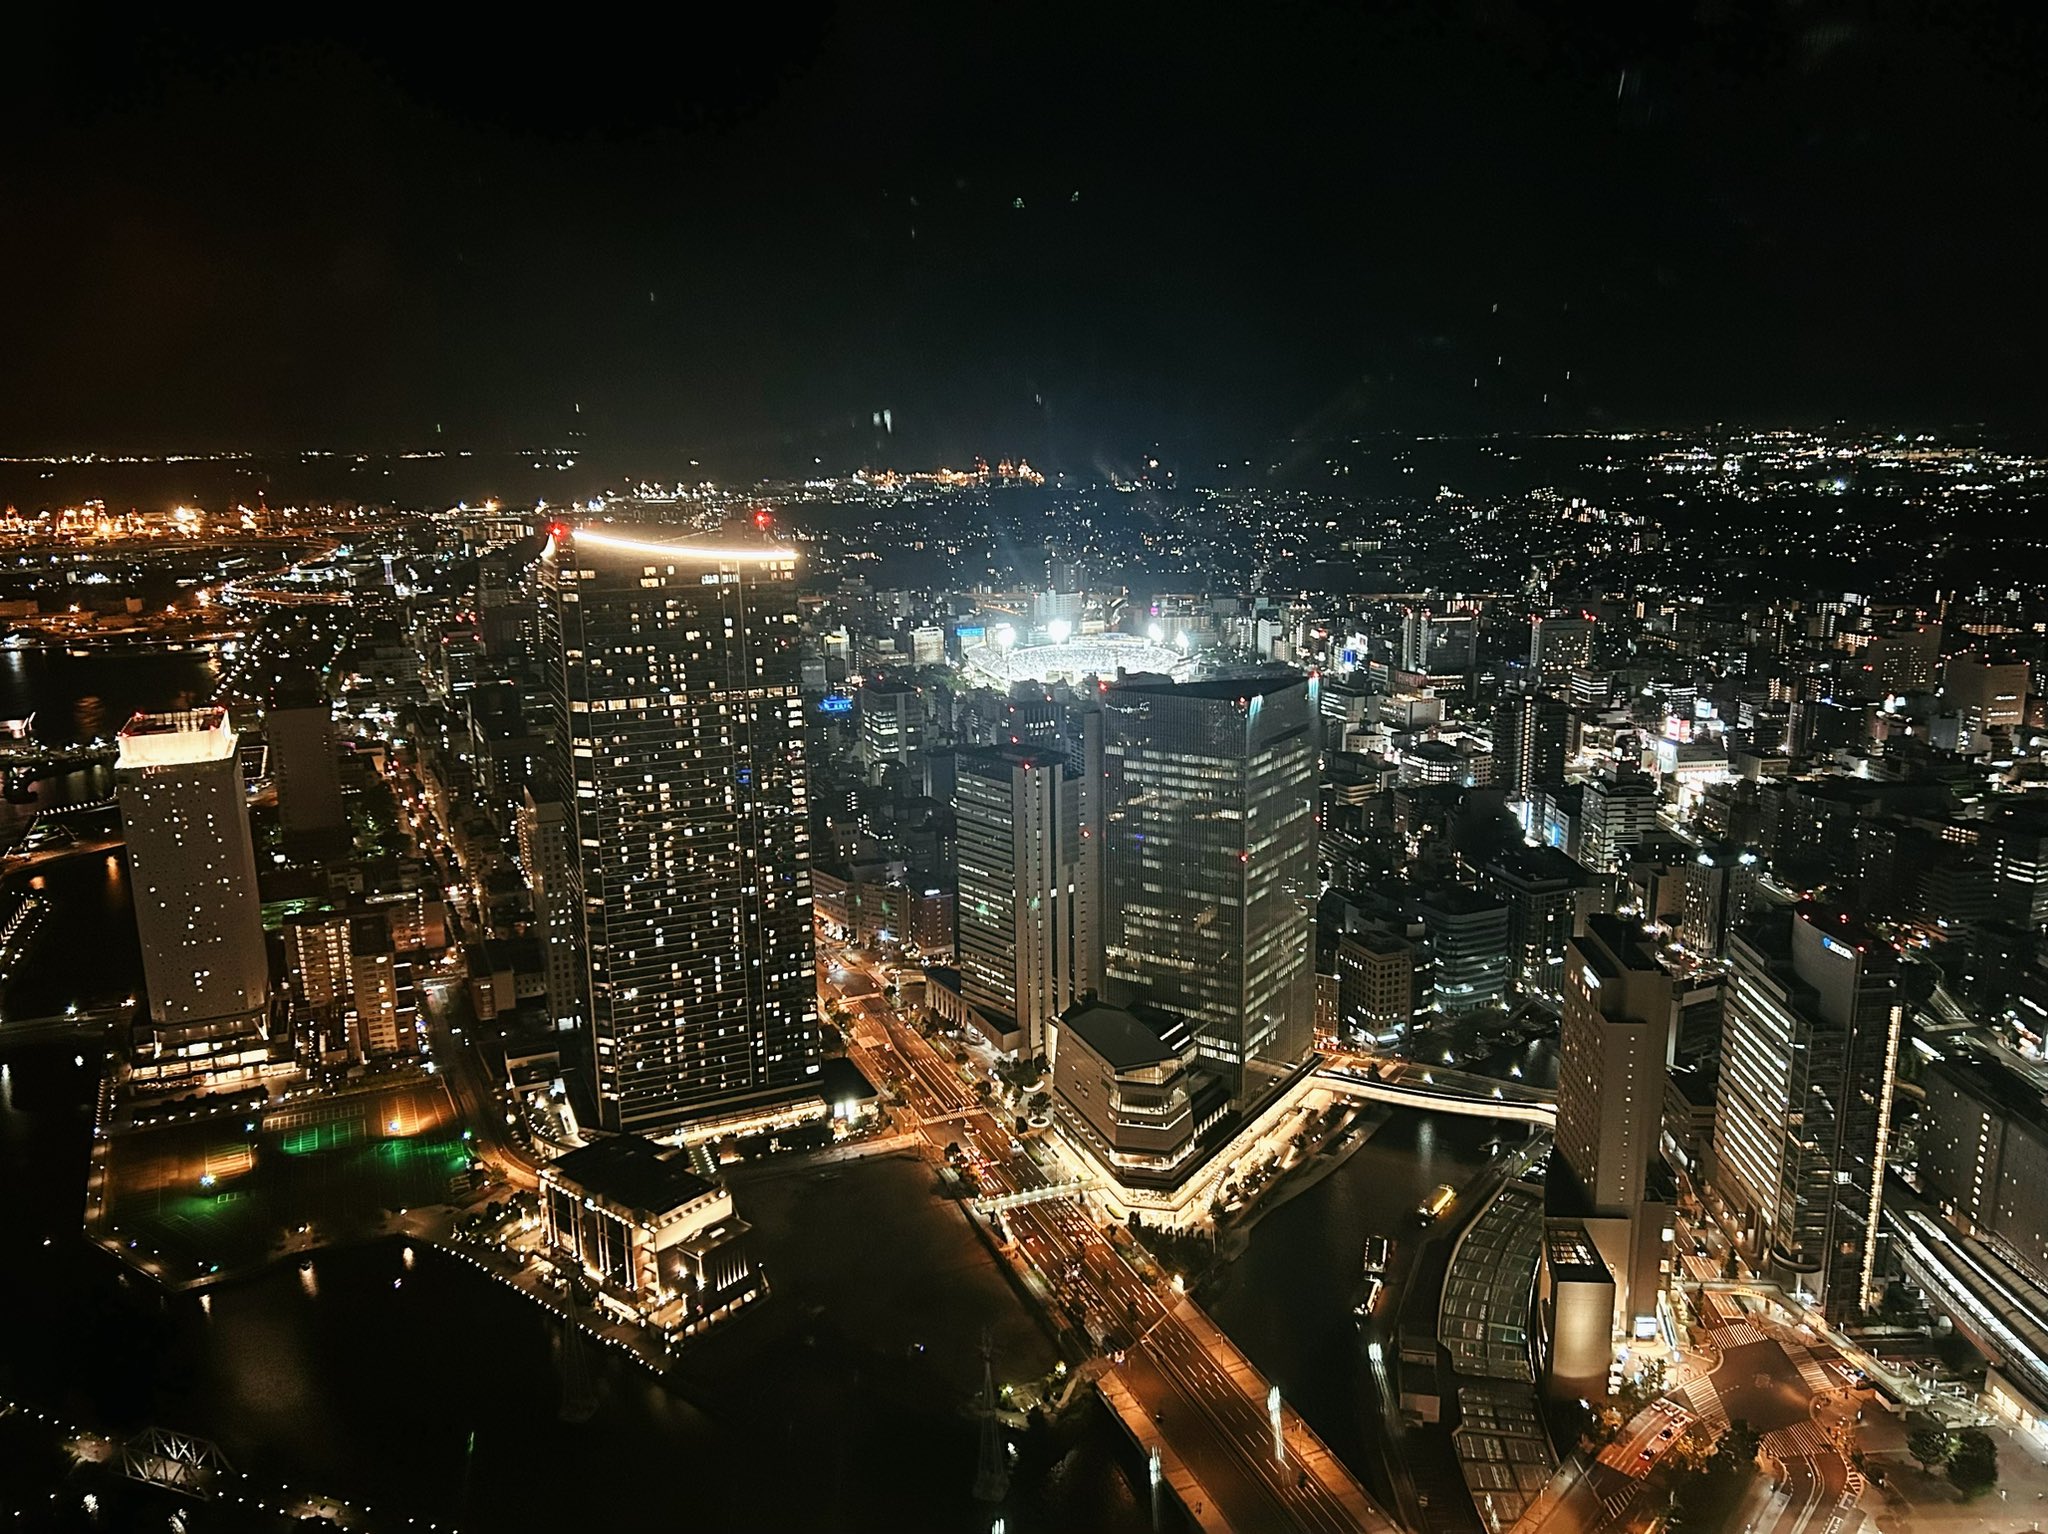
[9,12,2048,1533]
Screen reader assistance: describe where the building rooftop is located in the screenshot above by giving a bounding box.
[1060,999,1193,1071]
[558,520,796,566]
[1110,674,1307,703]
[1487,844,1593,889]
[546,1134,719,1217]
[1928,1041,2048,1139]
[1578,913,1667,976]
[1543,1222,1613,1285]
[116,707,236,768]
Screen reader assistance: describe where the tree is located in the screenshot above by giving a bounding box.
[1716,1419,1762,1474]
[1945,1428,1998,1496]
[1907,1423,1955,1473]
[1615,1357,1669,1414]
[1720,1249,1739,1280]
[1666,1424,1719,1475]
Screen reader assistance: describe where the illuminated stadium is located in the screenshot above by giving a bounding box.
[961,628,1194,686]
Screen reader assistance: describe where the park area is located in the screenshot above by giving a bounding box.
[99,1079,476,1285]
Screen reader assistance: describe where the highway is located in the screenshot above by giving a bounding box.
[838,969,1392,1533]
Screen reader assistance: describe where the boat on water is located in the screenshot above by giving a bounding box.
[1361,1235,1391,1276]
[1416,1183,1456,1224]
[1352,1275,1386,1319]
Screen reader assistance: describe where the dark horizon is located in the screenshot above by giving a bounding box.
[6,5,2047,469]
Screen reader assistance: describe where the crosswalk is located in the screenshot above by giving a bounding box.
[1779,1340,1837,1395]
[1764,1420,1833,1459]
[1679,1376,1728,1432]
[1713,1320,1767,1346]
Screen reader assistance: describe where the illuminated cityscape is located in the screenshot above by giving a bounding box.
[5,11,2048,1534]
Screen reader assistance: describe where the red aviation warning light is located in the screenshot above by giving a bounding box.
[753,509,775,530]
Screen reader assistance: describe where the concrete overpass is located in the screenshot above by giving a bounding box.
[1314,1056,1558,1126]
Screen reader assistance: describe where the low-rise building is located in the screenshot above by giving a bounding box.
[1050,999,1225,1184]
[539,1135,761,1340]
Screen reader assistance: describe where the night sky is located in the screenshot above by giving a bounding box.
[5,5,2046,472]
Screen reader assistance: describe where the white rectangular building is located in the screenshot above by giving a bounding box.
[116,708,271,1084]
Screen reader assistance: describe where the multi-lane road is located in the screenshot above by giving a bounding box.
[839,970,1391,1533]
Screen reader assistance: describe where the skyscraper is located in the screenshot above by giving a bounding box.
[116,708,271,1086]
[1580,769,1661,874]
[953,737,1101,1060]
[540,521,819,1135]
[1502,691,1570,797]
[266,688,347,849]
[1399,607,1476,676]
[1941,654,2029,746]
[1557,916,1673,1217]
[516,789,583,1033]
[1713,906,1903,1318]
[1102,676,1317,1106]
[858,673,927,785]
[1553,915,1679,1340]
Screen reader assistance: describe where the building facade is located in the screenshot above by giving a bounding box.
[1713,907,1903,1318]
[952,741,1100,1060]
[516,790,583,1032]
[540,522,820,1135]
[1102,676,1317,1106]
[116,708,271,1086]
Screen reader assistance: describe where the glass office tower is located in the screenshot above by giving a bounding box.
[1102,675,1317,1106]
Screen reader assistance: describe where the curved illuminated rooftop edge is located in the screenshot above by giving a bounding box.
[962,634,1194,685]
[547,523,799,564]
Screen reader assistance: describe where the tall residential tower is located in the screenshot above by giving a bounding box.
[540,521,819,1135]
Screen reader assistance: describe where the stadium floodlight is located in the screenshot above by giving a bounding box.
[1046,618,1073,644]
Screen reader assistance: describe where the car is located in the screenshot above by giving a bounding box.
[1658,1426,1674,1439]
[1640,1449,1655,1462]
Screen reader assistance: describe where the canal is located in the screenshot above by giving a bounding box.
[1205,1104,1546,1528]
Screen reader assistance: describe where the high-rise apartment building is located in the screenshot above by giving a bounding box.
[1102,676,1317,1106]
[540,521,819,1135]
[347,913,415,1058]
[953,738,1101,1060]
[1503,691,1570,797]
[1713,907,1902,1319]
[116,708,271,1086]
